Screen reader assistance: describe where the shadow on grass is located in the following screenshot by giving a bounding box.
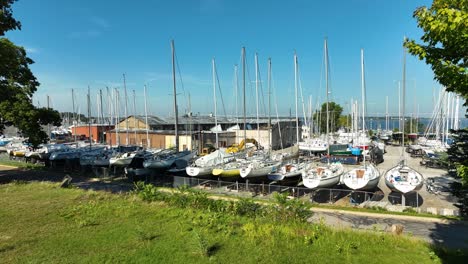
[0,165,133,193]
[206,243,221,257]
[430,244,468,264]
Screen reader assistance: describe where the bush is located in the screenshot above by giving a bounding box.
[132,181,165,201]
[233,198,263,218]
[132,182,312,223]
[271,192,312,222]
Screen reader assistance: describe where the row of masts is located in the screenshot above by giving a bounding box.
[47,39,463,152]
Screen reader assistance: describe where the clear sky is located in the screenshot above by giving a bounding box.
[5,0,466,119]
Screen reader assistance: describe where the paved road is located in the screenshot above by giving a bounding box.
[309,208,468,249]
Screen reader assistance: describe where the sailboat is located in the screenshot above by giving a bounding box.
[302,38,344,189]
[384,38,424,194]
[186,58,234,177]
[211,47,249,179]
[342,49,381,190]
[144,40,196,172]
[267,56,306,181]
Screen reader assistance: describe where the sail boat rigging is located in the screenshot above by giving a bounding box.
[171,40,179,153]
[342,49,381,190]
[143,40,196,172]
[384,37,424,194]
[302,38,344,189]
[212,57,219,149]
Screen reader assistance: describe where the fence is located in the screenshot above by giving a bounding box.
[146,175,422,208]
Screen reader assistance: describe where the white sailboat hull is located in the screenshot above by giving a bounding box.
[267,163,305,181]
[302,163,344,189]
[186,166,213,177]
[240,162,280,178]
[109,154,135,167]
[298,142,327,152]
[342,164,380,190]
[144,151,195,170]
[384,164,424,193]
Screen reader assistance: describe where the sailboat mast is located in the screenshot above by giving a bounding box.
[87,86,92,149]
[361,49,366,133]
[144,85,150,148]
[116,88,120,146]
[386,96,389,131]
[171,40,179,153]
[72,89,77,142]
[234,65,239,126]
[99,89,104,125]
[96,93,100,125]
[133,89,137,145]
[294,51,299,145]
[106,87,111,126]
[47,95,51,142]
[325,39,330,159]
[188,92,192,150]
[398,81,401,132]
[123,74,129,145]
[268,58,272,150]
[212,58,219,149]
[242,47,246,143]
[255,52,260,141]
[361,49,366,165]
[401,37,407,161]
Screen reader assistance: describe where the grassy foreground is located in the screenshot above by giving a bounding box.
[0,154,45,170]
[0,183,459,263]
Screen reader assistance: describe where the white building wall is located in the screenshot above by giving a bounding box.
[165,135,192,151]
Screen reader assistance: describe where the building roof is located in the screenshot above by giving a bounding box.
[131,115,295,126]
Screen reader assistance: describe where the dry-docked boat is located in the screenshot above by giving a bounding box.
[384,163,424,193]
[302,162,344,189]
[342,163,380,190]
[186,149,233,177]
[301,38,344,190]
[109,152,138,167]
[212,159,246,178]
[267,161,307,181]
[240,159,281,178]
[143,149,196,171]
[383,38,425,194]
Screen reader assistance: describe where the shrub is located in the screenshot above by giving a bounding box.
[233,198,263,218]
[272,192,312,222]
[132,182,164,201]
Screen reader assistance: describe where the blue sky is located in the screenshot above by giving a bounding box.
[6,0,465,119]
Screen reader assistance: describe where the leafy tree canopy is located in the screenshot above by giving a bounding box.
[0,0,21,35]
[313,102,343,133]
[0,0,61,146]
[404,0,468,105]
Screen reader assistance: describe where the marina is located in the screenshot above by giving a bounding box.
[0,142,460,216]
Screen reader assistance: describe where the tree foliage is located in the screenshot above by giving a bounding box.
[447,128,468,186]
[0,0,61,146]
[313,102,343,133]
[0,0,21,36]
[404,118,425,134]
[404,0,468,105]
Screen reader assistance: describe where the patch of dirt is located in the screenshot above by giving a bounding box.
[0,166,133,193]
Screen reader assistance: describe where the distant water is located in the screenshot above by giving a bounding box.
[364,117,468,131]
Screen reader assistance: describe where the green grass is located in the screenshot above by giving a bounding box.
[0,183,465,263]
[0,154,45,170]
